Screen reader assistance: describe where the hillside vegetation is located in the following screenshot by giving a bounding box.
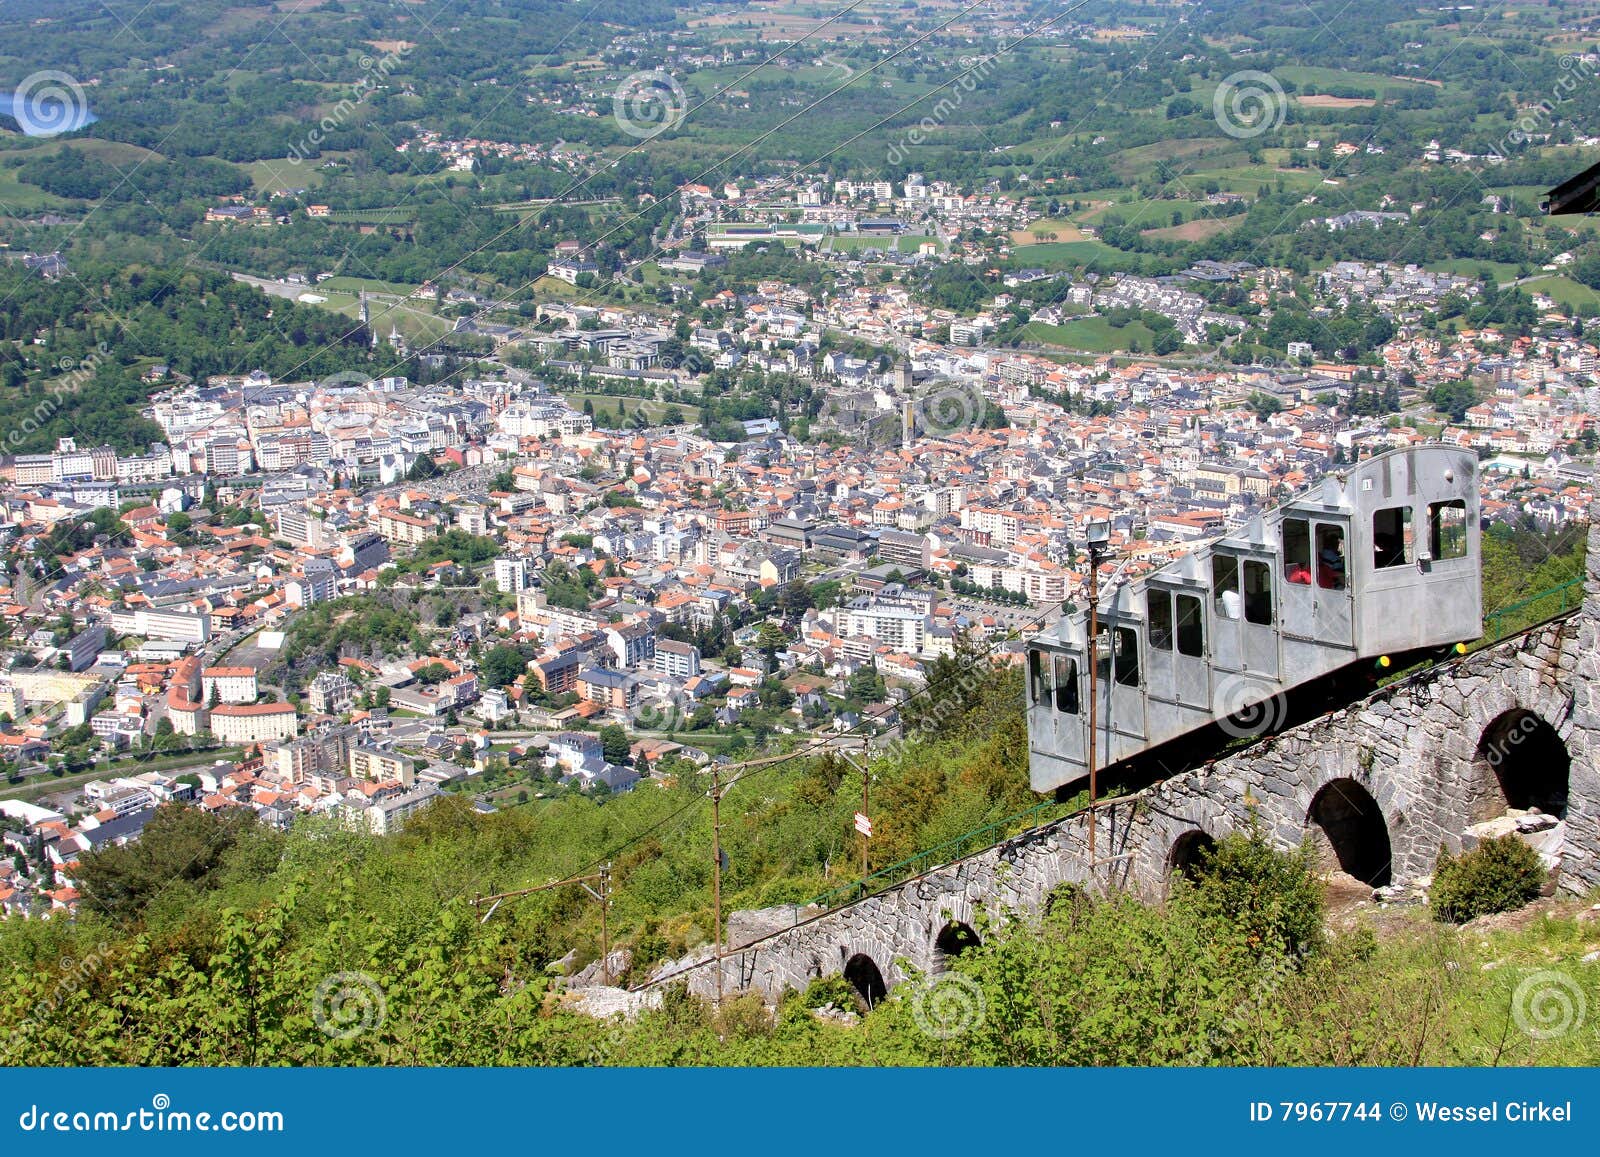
[0,533,1591,1065]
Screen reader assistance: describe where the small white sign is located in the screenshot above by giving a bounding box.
[854,812,872,837]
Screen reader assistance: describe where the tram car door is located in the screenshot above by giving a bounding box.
[1279,513,1355,654]
[1091,596,1147,767]
[1208,546,1280,681]
[1027,640,1084,775]
[1144,572,1211,747]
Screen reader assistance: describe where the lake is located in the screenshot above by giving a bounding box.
[0,90,98,137]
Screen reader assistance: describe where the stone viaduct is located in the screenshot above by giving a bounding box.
[649,520,1600,1006]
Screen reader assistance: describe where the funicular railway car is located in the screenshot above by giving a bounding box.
[1026,446,1483,793]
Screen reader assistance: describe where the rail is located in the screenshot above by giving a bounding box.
[801,796,1069,910]
[798,577,1589,918]
[1482,577,1585,645]
[632,577,1592,991]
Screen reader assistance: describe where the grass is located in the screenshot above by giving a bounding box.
[1022,316,1158,353]
[1110,137,1249,180]
[1008,238,1140,271]
[562,394,700,424]
[0,169,68,213]
[827,233,937,254]
[318,275,420,296]
[1520,275,1600,310]
[1422,259,1527,283]
[240,158,323,194]
[1142,217,1239,241]
[1273,65,1434,95]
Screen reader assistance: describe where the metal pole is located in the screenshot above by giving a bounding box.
[1087,550,1099,868]
[710,765,723,1006]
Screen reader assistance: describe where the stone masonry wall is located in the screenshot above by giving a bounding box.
[651,518,1600,1003]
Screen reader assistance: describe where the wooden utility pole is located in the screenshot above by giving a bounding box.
[1083,527,1111,870]
[597,863,611,985]
[1087,561,1098,868]
[860,765,870,881]
[710,763,723,1006]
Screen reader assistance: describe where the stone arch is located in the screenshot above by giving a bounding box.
[1305,778,1392,886]
[933,920,981,963]
[842,952,887,1008]
[1472,708,1570,820]
[1167,829,1218,881]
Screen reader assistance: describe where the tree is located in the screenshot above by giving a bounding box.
[481,644,530,689]
[415,663,451,686]
[1429,380,1478,423]
[847,667,886,704]
[1177,824,1324,959]
[599,724,631,764]
[75,804,262,924]
[1248,391,1283,418]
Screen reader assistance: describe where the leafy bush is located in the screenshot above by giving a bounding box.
[1175,824,1325,959]
[1430,836,1545,923]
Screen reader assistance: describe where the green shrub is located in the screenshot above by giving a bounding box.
[1175,824,1325,959]
[1431,836,1545,923]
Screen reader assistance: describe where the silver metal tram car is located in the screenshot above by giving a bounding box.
[1026,446,1483,794]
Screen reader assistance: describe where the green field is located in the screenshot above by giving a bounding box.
[1520,274,1600,310]
[0,169,68,213]
[241,158,324,195]
[1010,238,1139,270]
[562,394,701,424]
[1273,65,1434,95]
[827,233,938,255]
[1022,316,1158,353]
[1421,259,1527,284]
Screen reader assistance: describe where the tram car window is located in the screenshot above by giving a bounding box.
[1315,525,1346,589]
[1175,595,1204,657]
[1054,655,1079,714]
[1213,555,1241,620]
[1430,500,1468,560]
[1026,447,1483,794]
[1372,507,1413,569]
[1148,591,1175,651]
[1283,519,1312,584]
[1242,560,1273,625]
